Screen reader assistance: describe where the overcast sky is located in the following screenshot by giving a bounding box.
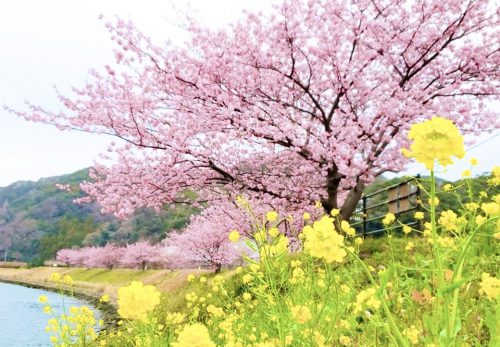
[0,0,498,187]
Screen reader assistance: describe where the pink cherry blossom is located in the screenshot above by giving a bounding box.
[12,0,499,221]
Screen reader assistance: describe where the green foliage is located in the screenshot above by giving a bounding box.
[0,169,198,261]
[38,217,97,260]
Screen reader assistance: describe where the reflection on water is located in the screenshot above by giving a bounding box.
[0,282,98,347]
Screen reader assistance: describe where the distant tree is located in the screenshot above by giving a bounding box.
[80,244,124,269]
[120,241,162,270]
[56,248,87,267]
[163,204,243,272]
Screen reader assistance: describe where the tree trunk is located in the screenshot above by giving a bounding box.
[323,168,365,221]
[214,263,222,273]
[340,180,365,221]
[321,167,342,212]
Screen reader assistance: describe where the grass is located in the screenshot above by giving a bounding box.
[0,266,208,305]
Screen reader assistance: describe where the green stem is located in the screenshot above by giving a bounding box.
[346,248,409,347]
[430,171,451,344]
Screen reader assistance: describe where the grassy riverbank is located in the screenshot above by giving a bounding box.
[0,267,208,306]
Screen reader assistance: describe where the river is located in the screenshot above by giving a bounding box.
[0,281,99,347]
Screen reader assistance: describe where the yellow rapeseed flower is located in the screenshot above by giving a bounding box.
[438,210,459,231]
[488,166,500,186]
[405,325,420,345]
[401,116,465,170]
[481,202,499,217]
[339,336,352,346]
[414,211,424,220]
[470,158,478,166]
[228,230,240,242]
[99,294,110,303]
[266,211,278,222]
[303,212,311,221]
[340,220,356,236]
[302,216,346,263]
[402,225,412,234]
[479,273,500,301]
[50,273,61,282]
[117,281,161,320]
[461,169,471,178]
[290,305,312,324]
[268,227,279,238]
[242,274,252,284]
[354,288,381,314]
[330,209,340,217]
[38,295,48,304]
[382,213,396,226]
[172,323,215,347]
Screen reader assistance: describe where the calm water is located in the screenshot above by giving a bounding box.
[0,282,98,347]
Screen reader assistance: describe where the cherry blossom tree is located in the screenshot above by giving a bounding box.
[163,204,243,272]
[120,241,162,270]
[56,248,87,267]
[81,244,124,269]
[15,0,499,219]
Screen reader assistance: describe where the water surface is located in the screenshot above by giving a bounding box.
[0,281,98,347]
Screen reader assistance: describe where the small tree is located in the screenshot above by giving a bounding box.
[120,241,161,270]
[163,204,242,272]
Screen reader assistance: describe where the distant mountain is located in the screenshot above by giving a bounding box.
[0,169,198,263]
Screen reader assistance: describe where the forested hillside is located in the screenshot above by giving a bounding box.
[0,169,197,262]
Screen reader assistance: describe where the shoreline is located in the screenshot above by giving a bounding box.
[0,275,118,329]
[0,266,207,327]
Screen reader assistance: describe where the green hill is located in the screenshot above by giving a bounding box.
[0,169,198,263]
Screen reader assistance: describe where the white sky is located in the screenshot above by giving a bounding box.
[0,0,498,187]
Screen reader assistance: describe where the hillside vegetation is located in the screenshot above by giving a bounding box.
[0,169,198,262]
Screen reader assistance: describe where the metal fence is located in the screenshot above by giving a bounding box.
[351,175,422,236]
